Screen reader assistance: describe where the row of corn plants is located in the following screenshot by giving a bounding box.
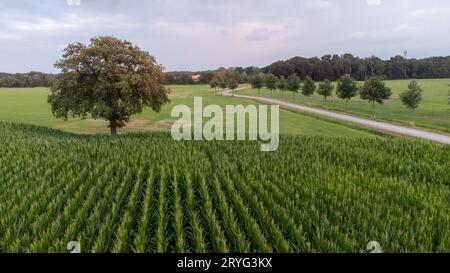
[0,122,448,253]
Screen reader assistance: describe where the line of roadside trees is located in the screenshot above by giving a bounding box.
[211,73,426,116]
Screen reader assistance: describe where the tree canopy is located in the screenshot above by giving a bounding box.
[277,76,287,90]
[210,76,222,95]
[336,74,358,111]
[210,76,220,89]
[265,73,278,97]
[286,74,301,99]
[301,76,316,98]
[227,79,239,96]
[360,76,392,116]
[48,36,170,135]
[251,74,265,95]
[219,78,227,89]
[317,80,334,101]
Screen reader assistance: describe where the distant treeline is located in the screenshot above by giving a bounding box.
[165,71,214,85]
[263,54,450,81]
[165,67,262,85]
[0,72,57,88]
[3,54,450,87]
[167,54,450,85]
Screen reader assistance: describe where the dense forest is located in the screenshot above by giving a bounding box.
[263,54,450,81]
[2,54,450,87]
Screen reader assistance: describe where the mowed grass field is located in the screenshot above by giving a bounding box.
[0,123,449,253]
[238,79,450,133]
[0,85,376,138]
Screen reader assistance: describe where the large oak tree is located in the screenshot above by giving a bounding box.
[48,36,169,135]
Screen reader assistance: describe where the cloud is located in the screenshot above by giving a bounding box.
[0,30,23,40]
[393,24,415,33]
[348,31,369,39]
[303,0,333,9]
[246,28,271,41]
[1,0,450,73]
[0,13,138,40]
[346,24,415,44]
[66,0,81,6]
[410,8,439,18]
[366,0,381,6]
[10,16,80,32]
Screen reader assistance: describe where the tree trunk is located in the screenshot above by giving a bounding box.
[110,121,118,135]
[372,101,376,118]
[110,126,117,135]
[346,99,349,112]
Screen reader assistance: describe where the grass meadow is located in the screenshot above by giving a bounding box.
[0,85,376,138]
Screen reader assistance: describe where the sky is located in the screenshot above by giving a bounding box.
[0,0,450,73]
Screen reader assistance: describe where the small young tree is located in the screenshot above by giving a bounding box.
[241,72,249,83]
[336,74,358,112]
[265,73,278,98]
[277,76,287,98]
[218,77,227,95]
[227,79,239,97]
[251,74,264,96]
[286,74,301,101]
[210,76,221,95]
[317,79,334,102]
[302,76,316,103]
[400,80,423,110]
[360,76,392,117]
[48,36,169,135]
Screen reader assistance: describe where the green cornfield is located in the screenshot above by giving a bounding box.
[0,122,449,253]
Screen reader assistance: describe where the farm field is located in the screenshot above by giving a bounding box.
[238,79,450,133]
[0,122,449,253]
[0,85,376,138]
